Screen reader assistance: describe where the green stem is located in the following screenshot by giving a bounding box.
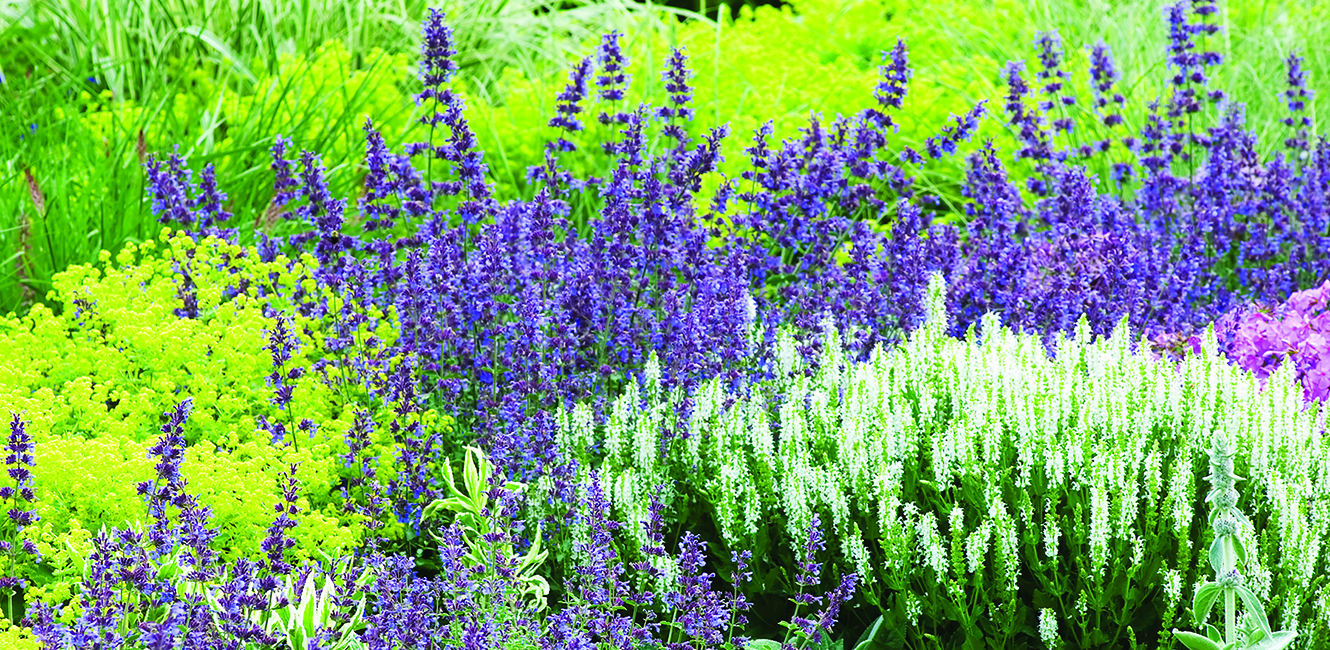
[1225,588,1236,647]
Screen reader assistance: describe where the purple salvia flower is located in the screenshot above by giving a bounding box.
[548,56,594,152]
[664,532,728,650]
[145,147,196,226]
[261,463,301,576]
[1086,41,1127,159]
[296,150,350,273]
[361,118,403,231]
[1004,61,1052,160]
[595,31,632,125]
[794,513,826,596]
[268,135,300,224]
[657,46,696,131]
[407,9,494,220]
[263,315,304,414]
[924,101,988,159]
[0,412,40,596]
[864,39,911,133]
[1283,52,1314,152]
[1088,41,1126,127]
[417,8,459,92]
[1034,31,1072,106]
[135,398,193,561]
[191,162,231,232]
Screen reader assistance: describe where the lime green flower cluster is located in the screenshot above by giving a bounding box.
[0,230,441,612]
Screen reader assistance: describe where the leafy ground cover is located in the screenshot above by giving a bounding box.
[0,0,1328,648]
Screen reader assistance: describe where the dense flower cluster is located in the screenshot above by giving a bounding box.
[63,2,1327,646]
[1227,280,1330,404]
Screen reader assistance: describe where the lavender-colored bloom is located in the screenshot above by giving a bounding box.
[879,38,912,106]
[1003,61,1053,171]
[145,147,196,226]
[1282,52,1315,152]
[417,8,459,92]
[595,31,632,125]
[793,513,826,598]
[296,150,350,274]
[657,47,696,128]
[1034,31,1071,103]
[548,56,594,152]
[0,412,41,593]
[263,316,303,412]
[925,101,988,159]
[408,7,495,220]
[136,399,194,561]
[261,463,301,576]
[1088,41,1126,129]
[270,135,300,217]
[191,163,230,231]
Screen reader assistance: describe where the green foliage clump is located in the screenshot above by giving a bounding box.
[0,42,417,316]
[78,40,417,221]
[0,231,438,606]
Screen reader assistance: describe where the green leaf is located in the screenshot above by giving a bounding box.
[1232,585,1272,639]
[853,615,885,650]
[1231,535,1248,566]
[1249,631,1298,650]
[1192,584,1223,627]
[1172,630,1224,650]
[747,640,784,650]
[1209,537,1228,575]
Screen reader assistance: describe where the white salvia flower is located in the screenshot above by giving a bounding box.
[843,523,874,587]
[1162,568,1182,612]
[1129,532,1144,570]
[965,520,992,575]
[1074,590,1089,620]
[949,505,965,538]
[1115,455,1140,541]
[1039,608,1060,649]
[1143,444,1162,510]
[1043,498,1060,561]
[995,513,1020,592]
[1248,560,1272,602]
[1089,481,1110,577]
[986,483,1019,591]
[915,511,947,577]
[904,591,922,628]
[1168,458,1194,536]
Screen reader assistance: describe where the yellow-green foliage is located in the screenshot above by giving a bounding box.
[0,230,447,607]
[76,41,416,208]
[466,0,1040,211]
[0,618,38,650]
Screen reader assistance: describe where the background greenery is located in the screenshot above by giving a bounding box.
[2,0,1327,317]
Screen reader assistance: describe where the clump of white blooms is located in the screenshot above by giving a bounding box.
[1162,568,1183,613]
[1039,608,1060,649]
[549,273,1327,611]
